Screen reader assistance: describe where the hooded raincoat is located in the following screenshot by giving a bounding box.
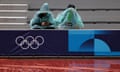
[30,3,56,29]
[56,8,84,29]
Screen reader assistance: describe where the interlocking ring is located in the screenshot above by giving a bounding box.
[15,35,44,50]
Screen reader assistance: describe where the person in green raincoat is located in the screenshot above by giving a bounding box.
[30,3,56,29]
[56,4,84,29]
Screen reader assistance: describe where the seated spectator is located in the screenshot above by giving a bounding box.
[30,3,56,29]
[56,4,84,29]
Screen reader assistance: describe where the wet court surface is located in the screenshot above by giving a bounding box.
[0,59,120,72]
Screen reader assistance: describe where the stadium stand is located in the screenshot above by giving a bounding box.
[0,0,28,29]
[0,0,120,29]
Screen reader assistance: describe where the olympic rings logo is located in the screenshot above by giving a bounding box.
[15,36,45,50]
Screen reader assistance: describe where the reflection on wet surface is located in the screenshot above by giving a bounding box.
[0,59,120,72]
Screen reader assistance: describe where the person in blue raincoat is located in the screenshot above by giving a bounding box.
[56,4,84,29]
[30,3,56,29]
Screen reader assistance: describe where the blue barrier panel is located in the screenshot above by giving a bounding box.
[0,30,120,56]
[68,30,120,56]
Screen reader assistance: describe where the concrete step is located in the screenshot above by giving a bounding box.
[0,24,119,30]
[0,16,27,23]
[28,11,120,22]
[84,24,120,29]
[0,0,28,4]
[0,24,30,30]
[0,4,28,10]
[0,12,27,16]
[28,0,120,9]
